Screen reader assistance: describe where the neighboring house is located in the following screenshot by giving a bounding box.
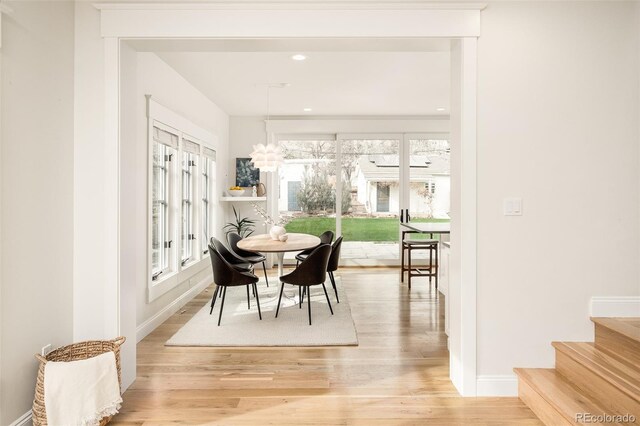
[355,155,450,218]
[277,155,450,218]
[278,158,332,212]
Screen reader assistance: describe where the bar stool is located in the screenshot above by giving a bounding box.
[401,238,439,290]
[400,230,417,282]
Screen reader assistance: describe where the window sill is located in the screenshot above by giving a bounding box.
[151,270,177,287]
[148,257,210,302]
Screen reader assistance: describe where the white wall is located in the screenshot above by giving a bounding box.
[1,1,75,422]
[119,41,139,391]
[130,52,230,329]
[73,0,107,342]
[229,117,268,190]
[476,0,640,387]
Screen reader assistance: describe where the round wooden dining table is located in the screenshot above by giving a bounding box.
[237,233,320,278]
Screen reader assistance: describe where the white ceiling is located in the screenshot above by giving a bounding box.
[149,40,450,117]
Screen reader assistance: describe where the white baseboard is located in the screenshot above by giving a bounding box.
[10,410,32,426]
[136,274,212,342]
[476,374,518,397]
[590,296,640,318]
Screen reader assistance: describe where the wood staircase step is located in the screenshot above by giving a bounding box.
[553,342,640,422]
[592,317,640,366]
[515,368,611,425]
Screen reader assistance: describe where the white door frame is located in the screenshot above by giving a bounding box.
[93,1,483,396]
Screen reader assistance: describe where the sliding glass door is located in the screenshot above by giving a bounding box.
[338,137,401,264]
[278,137,337,263]
[273,133,450,265]
[401,135,451,264]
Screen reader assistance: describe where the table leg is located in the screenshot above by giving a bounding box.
[276,252,284,278]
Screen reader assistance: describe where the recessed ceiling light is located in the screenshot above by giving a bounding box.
[436,107,446,112]
[292,54,306,61]
[303,108,312,112]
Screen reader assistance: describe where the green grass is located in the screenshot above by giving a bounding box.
[284,216,449,242]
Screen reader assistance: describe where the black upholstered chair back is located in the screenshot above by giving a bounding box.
[319,230,335,245]
[209,243,235,286]
[211,237,244,264]
[227,232,249,256]
[327,236,343,273]
[281,244,331,286]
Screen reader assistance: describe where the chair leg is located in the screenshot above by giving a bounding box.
[429,246,433,285]
[299,286,302,308]
[321,282,334,315]
[275,282,285,318]
[307,287,312,325]
[262,262,269,287]
[246,285,250,310]
[400,243,405,283]
[217,287,227,326]
[408,246,412,290]
[209,286,219,315]
[435,244,439,291]
[329,272,339,303]
[253,283,262,320]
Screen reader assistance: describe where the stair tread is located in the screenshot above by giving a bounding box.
[553,342,640,400]
[515,368,612,425]
[592,317,640,344]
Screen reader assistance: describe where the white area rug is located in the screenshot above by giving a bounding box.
[166,277,358,347]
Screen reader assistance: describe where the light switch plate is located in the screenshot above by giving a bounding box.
[503,198,523,216]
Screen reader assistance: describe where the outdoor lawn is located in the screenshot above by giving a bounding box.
[284,216,449,242]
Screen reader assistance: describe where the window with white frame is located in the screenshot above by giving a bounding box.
[151,125,178,280]
[202,147,217,254]
[147,97,218,302]
[181,139,200,266]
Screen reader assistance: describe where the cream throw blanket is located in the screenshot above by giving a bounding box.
[44,351,122,426]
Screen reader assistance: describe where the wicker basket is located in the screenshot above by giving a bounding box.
[32,336,126,426]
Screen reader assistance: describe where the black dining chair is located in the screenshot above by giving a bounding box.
[210,237,252,272]
[227,232,269,287]
[208,243,261,326]
[276,244,332,325]
[327,236,343,303]
[295,230,334,265]
[211,237,255,301]
[301,236,344,305]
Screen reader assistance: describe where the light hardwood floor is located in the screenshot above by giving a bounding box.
[113,268,542,425]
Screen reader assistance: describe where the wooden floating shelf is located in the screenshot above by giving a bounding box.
[220,196,267,202]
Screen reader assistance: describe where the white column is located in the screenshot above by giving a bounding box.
[449,37,478,397]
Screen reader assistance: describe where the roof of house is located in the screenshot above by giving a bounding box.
[357,154,450,181]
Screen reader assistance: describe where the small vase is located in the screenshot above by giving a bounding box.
[270,225,286,241]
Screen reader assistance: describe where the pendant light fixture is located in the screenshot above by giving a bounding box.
[250,84,285,172]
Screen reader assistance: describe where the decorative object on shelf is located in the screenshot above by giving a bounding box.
[252,186,257,197]
[256,182,267,197]
[228,186,245,197]
[252,202,289,240]
[249,84,285,172]
[235,158,260,187]
[223,206,255,238]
